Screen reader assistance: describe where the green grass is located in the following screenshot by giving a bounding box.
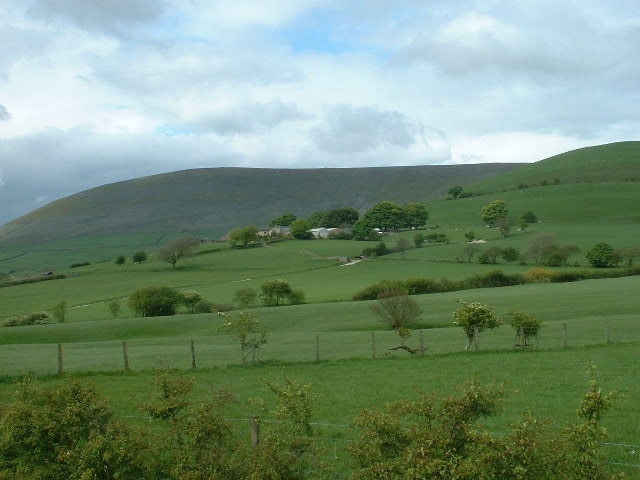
[1,143,640,476]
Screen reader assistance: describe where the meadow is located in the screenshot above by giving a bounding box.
[1,150,640,477]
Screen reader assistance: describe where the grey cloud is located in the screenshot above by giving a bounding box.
[0,105,10,121]
[28,0,166,35]
[0,129,242,224]
[195,100,308,135]
[311,105,420,154]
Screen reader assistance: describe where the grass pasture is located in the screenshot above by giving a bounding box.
[1,144,640,477]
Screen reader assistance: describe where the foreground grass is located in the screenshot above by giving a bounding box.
[0,343,638,478]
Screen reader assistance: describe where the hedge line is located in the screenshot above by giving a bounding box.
[353,265,640,301]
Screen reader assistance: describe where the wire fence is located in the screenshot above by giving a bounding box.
[3,317,638,377]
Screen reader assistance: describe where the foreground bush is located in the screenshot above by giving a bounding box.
[349,368,622,480]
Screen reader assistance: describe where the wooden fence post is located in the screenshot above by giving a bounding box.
[190,340,197,369]
[250,417,260,448]
[371,332,376,360]
[473,327,480,353]
[419,330,425,355]
[605,322,610,345]
[57,343,63,375]
[315,334,320,362]
[562,323,568,348]
[122,340,130,371]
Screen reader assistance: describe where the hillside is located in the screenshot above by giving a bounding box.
[0,163,520,245]
[467,141,640,193]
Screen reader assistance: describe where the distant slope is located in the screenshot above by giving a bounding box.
[0,164,520,245]
[467,141,640,193]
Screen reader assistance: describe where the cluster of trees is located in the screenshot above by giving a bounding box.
[352,201,428,240]
[462,233,638,269]
[0,369,621,479]
[127,280,305,318]
[370,289,541,351]
[114,250,148,266]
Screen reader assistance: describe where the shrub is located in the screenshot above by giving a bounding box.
[108,301,121,318]
[234,288,258,309]
[523,267,554,283]
[463,270,524,289]
[353,280,405,301]
[586,242,619,268]
[508,308,542,348]
[128,286,182,317]
[194,299,216,313]
[260,280,293,306]
[3,311,52,327]
[132,251,147,263]
[288,289,306,305]
[70,262,90,268]
[404,277,441,295]
[51,300,67,323]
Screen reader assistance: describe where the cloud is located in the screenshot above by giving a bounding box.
[191,99,308,135]
[0,105,10,121]
[0,0,638,224]
[311,105,422,153]
[27,0,166,35]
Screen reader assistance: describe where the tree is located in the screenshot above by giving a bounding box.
[617,247,640,266]
[508,308,542,348]
[269,213,297,227]
[523,232,557,265]
[586,242,619,268]
[115,255,126,266]
[180,290,202,314]
[394,238,411,259]
[464,230,476,242]
[132,250,147,263]
[448,185,464,199]
[363,200,405,231]
[157,236,199,269]
[521,210,538,224]
[234,287,258,309]
[370,288,422,342]
[128,286,182,317]
[351,219,378,241]
[52,300,67,323]
[108,300,121,319]
[479,246,503,264]
[218,311,267,365]
[413,233,425,248]
[323,207,359,227]
[496,217,511,237]
[461,243,480,263]
[501,246,520,263]
[260,279,293,306]
[481,199,508,225]
[229,225,259,248]
[453,300,502,349]
[289,218,312,239]
[402,203,428,229]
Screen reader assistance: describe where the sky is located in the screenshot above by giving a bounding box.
[1,1,639,224]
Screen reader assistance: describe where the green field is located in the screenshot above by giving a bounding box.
[1,143,640,477]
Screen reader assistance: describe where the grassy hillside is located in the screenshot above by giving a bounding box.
[1,142,640,477]
[467,141,640,193]
[0,163,520,245]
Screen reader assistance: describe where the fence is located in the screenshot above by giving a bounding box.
[34,319,636,376]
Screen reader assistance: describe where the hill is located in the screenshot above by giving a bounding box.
[0,163,520,245]
[467,141,640,193]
